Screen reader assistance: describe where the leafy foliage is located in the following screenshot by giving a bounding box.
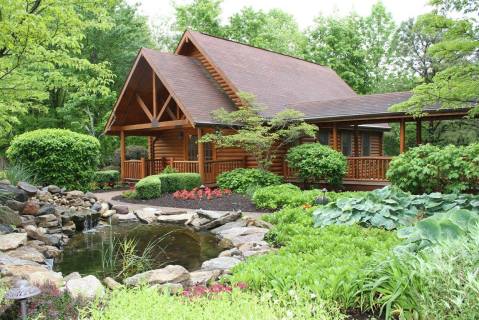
[200,92,317,170]
[135,175,162,200]
[216,168,283,194]
[93,170,120,187]
[2,163,38,186]
[386,143,479,194]
[313,186,479,230]
[135,173,202,199]
[6,129,100,190]
[286,143,347,186]
[113,145,148,166]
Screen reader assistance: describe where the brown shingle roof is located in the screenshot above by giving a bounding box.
[188,31,357,117]
[142,49,236,124]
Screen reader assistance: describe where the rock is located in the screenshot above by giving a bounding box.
[160,210,187,216]
[67,208,100,231]
[151,283,183,294]
[157,213,193,224]
[0,206,22,226]
[5,199,25,212]
[201,257,241,272]
[36,190,51,202]
[42,245,62,258]
[101,209,115,219]
[37,213,57,224]
[111,205,129,215]
[218,248,244,260]
[135,208,156,224]
[90,202,102,212]
[124,265,190,287]
[217,227,268,247]
[99,202,109,215]
[17,181,38,195]
[103,277,123,290]
[6,246,45,263]
[218,238,234,250]
[245,217,273,229]
[0,179,11,185]
[192,211,242,231]
[197,209,230,220]
[66,275,105,300]
[25,225,53,245]
[47,185,61,194]
[0,184,28,202]
[37,204,56,216]
[0,224,14,235]
[84,192,97,200]
[64,272,82,282]
[66,190,84,198]
[239,241,272,258]
[113,212,138,223]
[210,220,247,234]
[20,215,36,227]
[0,264,63,287]
[22,200,40,216]
[0,233,27,250]
[188,270,221,286]
[61,221,76,236]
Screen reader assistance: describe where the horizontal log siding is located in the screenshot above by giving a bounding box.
[152,128,184,160]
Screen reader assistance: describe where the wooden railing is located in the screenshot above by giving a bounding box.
[122,158,246,184]
[345,157,392,181]
[283,156,393,182]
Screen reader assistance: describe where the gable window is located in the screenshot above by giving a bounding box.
[341,131,352,156]
[362,133,370,156]
[317,130,330,146]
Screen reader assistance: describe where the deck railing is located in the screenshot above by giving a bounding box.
[122,157,245,184]
[283,156,393,182]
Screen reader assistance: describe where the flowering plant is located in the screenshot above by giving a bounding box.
[182,282,247,298]
[173,187,232,200]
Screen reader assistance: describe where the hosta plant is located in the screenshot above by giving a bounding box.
[313,186,479,230]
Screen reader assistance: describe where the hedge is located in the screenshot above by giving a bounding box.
[136,175,162,199]
[135,173,201,199]
[216,168,283,194]
[93,170,119,186]
[6,129,100,190]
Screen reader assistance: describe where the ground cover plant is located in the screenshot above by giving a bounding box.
[216,168,283,194]
[387,143,479,194]
[313,186,479,230]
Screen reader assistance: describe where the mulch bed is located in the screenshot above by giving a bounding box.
[112,193,271,213]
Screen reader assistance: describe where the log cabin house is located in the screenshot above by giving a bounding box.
[105,30,471,190]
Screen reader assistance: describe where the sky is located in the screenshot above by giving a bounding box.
[128,0,433,29]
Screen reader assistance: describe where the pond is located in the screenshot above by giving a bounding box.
[54,223,223,278]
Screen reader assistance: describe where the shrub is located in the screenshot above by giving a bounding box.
[6,129,100,190]
[162,165,177,174]
[159,173,201,193]
[135,175,162,199]
[173,187,231,200]
[93,170,119,187]
[386,143,479,194]
[286,143,347,186]
[113,145,147,166]
[216,168,282,194]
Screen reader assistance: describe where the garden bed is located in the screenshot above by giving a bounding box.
[113,192,271,212]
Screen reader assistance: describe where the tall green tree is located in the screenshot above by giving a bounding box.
[174,0,223,36]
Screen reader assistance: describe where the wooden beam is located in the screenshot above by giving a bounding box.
[399,119,406,154]
[416,120,422,146]
[111,119,189,131]
[354,125,359,157]
[166,106,176,120]
[136,94,154,121]
[197,127,205,183]
[332,125,338,151]
[156,95,172,121]
[152,72,157,118]
[120,130,126,182]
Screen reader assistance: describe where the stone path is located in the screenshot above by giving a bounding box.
[93,190,267,221]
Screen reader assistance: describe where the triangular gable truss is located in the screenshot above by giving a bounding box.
[105,49,193,134]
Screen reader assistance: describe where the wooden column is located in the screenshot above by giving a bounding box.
[353,125,359,157]
[120,130,126,182]
[197,128,205,183]
[416,120,422,146]
[140,157,146,178]
[399,119,406,154]
[332,125,338,151]
[152,71,157,118]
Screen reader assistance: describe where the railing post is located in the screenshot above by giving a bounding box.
[197,128,205,183]
[169,157,174,169]
[140,157,146,178]
[120,130,126,182]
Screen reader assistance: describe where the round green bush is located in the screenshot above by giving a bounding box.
[216,168,283,193]
[159,173,201,193]
[387,143,479,194]
[286,143,347,186]
[135,175,162,199]
[6,129,100,190]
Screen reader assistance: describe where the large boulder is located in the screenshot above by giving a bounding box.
[135,208,157,224]
[5,199,25,212]
[66,275,105,300]
[157,213,193,224]
[217,227,268,246]
[0,184,28,202]
[0,264,63,287]
[124,265,190,287]
[6,245,45,263]
[188,210,242,231]
[0,233,27,251]
[210,220,247,234]
[17,181,38,195]
[65,208,99,231]
[0,206,22,226]
[0,252,39,266]
[111,205,129,215]
[24,225,60,246]
[201,257,241,272]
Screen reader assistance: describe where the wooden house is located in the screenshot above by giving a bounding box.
[105,30,471,190]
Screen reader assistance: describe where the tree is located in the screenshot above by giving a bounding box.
[392,1,479,116]
[174,0,224,36]
[200,92,317,170]
[225,7,306,56]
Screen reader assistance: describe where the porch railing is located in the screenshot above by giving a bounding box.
[122,157,246,184]
[283,156,393,182]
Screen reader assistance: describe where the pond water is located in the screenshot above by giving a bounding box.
[54,223,222,278]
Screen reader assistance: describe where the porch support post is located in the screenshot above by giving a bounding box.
[332,125,338,151]
[353,125,359,157]
[120,130,126,182]
[416,119,422,146]
[197,128,205,183]
[152,71,157,118]
[399,119,406,154]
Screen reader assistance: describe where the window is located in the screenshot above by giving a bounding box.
[317,130,330,146]
[341,131,352,156]
[205,142,213,161]
[187,135,198,161]
[362,133,370,156]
